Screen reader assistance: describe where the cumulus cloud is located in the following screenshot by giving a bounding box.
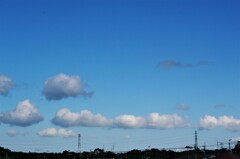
[199,115,218,129]
[52,109,111,127]
[113,113,187,129]
[199,115,240,131]
[0,100,43,127]
[37,128,76,138]
[0,74,14,96]
[114,115,146,128]
[147,113,187,129]
[43,73,93,100]
[7,130,17,137]
[52,108,188,129]
[157,60,209,69]
[37,128,57,137]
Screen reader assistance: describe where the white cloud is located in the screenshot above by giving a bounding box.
[113,113,187,129]
[199,115,218,129]
[199,115,240,131]
[52,108,112,127]
[37,128,57,137]
[52,108,188,129]
[37,128,76,138]
[147,113,187,129]
[218,116,240,131]
[58,128,76,137]
[0,100,43,127]
[43,73,93,100]
[0,74,14,96]
[7,130,17,137]
[114,115,146,128]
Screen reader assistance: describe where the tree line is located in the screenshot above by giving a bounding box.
[1,142,240,159]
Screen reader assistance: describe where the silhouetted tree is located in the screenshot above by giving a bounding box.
[233,141,240,155]
[126,149,142,159]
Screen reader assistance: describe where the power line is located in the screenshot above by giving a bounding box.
[1,132,239,153]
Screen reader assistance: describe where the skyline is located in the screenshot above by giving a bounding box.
[0,0,240,153]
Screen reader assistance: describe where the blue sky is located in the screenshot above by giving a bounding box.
[0,0,240,153]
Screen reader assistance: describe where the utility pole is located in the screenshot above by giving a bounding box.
[220,142,224,149]
[194,131,198,159]
[217,141,224,149]
[229,139,232,153]
[204,143,206,159]
[194,131,198,150]
[111,144,115,152]
[111,144,115,159]
[78,134,81,159]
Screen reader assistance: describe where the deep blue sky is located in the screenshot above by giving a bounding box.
[0,0,240,153]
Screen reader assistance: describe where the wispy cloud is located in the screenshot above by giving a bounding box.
[7,130,17,137]
[37,128,76,138]
[6,130,28,137]
[0,74,14,96]
[52,108,188,129]
[199,115,240,131]
[214,104,226,109]
[175,104,191,111]
[157,60,209,69]
[231,137,240,142]
[43,73,93,100]
[0,100,43,127]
